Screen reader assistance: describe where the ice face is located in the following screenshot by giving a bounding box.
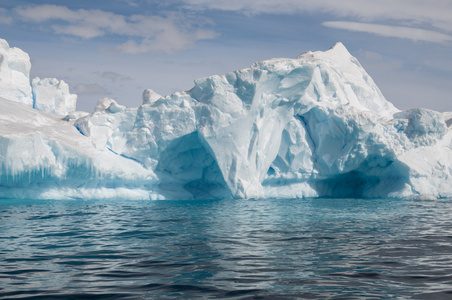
[1,39,452,200]
[0,39,77,115]
[0,96,157,200]
[32,77,77,115]
[0,39,33,106]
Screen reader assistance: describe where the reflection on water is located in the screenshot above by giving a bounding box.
[1,198,452,299]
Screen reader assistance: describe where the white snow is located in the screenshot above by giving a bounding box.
[1,39,451,200]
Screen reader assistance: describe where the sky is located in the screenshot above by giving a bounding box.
[1,0,451,112]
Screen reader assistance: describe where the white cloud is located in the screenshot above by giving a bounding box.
[423,59,452,72]
[0,8,12,24]
[52,25,105,39]
[182,0,452,42]
[98,71,132,82]
[74,83,109,95]
[323,21,452,44]
[362,51,382,61]
[15,5,76,22]
[14,5,218,53]
[113,13,218,54]
[182,0,452,27]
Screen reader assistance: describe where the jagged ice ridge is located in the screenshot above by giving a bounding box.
[1,38,451,200]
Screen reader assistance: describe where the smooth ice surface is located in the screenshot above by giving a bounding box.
[1,40,452,200]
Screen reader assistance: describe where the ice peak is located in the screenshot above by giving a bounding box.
[328,42,348,53]
[94,97,118,112]
[296,42,353,63]
[142,89,162,105]
[327,42,352,57]
[0,38,9,50]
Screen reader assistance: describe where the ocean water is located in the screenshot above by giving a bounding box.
[1,198,452,299]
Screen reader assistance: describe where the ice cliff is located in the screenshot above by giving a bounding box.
[0,39,77,115]
[1,38,452,200]
[0,39,33,106]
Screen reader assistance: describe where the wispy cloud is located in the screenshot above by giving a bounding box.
[181,0,452,26]
[0,8,12,24]
[14,4,218,53]
[97,71,132,82]
[362,50,382,61]
[74,83,109,95]
[323,21,452,44]
[182,0,452,43]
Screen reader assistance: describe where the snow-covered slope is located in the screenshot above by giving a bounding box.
[1,40,451,200]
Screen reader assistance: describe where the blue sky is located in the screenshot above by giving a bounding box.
[1,0,451,112]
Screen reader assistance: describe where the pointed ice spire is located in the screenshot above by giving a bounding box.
[142,89,162,105]
[328,42,351,56]
[297,42,353,64]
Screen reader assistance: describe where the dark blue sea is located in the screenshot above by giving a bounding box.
[1,198,452,299]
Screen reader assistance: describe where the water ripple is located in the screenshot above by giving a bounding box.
[1,198,452,298]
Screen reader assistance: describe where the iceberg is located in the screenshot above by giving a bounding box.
[1,38,451,200]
